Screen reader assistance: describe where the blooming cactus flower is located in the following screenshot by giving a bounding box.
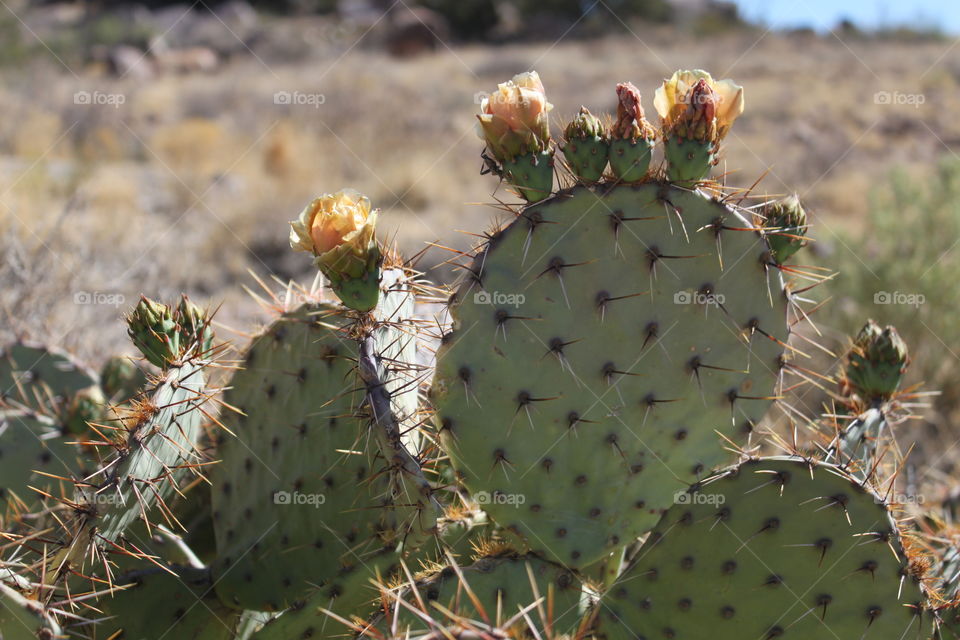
[653,69,743,144]
[289,189,382,311]
[612,82,655,141]
[476,71,552,163]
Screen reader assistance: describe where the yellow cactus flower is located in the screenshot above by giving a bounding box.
[653,69,744,144]
[289,189,382,311]
[476,71,553,162]
[289,188,377,258]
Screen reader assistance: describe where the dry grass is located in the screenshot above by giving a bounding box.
[1,28,958,367]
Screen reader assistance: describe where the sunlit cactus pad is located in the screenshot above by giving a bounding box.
[599,457,926,640]
[211,303,390,610]
[434,183,790,567]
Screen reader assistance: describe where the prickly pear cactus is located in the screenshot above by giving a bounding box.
[93,566,241,639]
[211,272,428,611]
[0,342,98,410]
[385,552,587,635]
[0,411,81,513]
[433,183,790,568]
[0,582,61,640]
[598,457,927,640]
[249,549,403,640]
[77,359,209,546]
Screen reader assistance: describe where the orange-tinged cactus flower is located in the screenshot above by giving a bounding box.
[290,189,377,258]
[476,71,553,162]
[289,188,382,311]
[612,82,655,141]
[654,69,743,144]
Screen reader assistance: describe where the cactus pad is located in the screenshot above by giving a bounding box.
[212,303,392,610]
[0,342,98,409]
[599,457,926,640]
[0,411,80,512]
[95,566,240,639]
[366,552,588,637]
[433,183,789,568]
[78,360,209,546]
[0,583,61,640]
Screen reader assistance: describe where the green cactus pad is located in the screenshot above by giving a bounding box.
[365,552,588,637]
[0,583,61,640]
[94,566,241,639]
[664,137,715,182]
[211,301,406,610]
[250,550,404,640]
[0,342,98,410]
[598,457,927,640]
[609,138,654,182]
[502,151,554,203]
[563,136,610,184]
[0,411,80,512]
[79,360,208,546]
[433,183,790,568]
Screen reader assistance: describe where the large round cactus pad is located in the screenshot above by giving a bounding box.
[599,457,926,640]
[433,183,789,568]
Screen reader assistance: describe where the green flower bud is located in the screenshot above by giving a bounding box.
[126,296,179,368]
[845,320,909,399]
[760,195,808,264]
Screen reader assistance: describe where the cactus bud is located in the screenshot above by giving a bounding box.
[176,295,214,357]
[608,83,655,182]
[64,386,107,435]
[100,356,147,403]
[289,189,382,311]
[654,69,744,182]
[564,106,604,140]
[612,82,655,142]
[127,297,179,368]
[476,71,554,202]
[759,195,808,264]
[561,107,609,184]
[845,320,909,400]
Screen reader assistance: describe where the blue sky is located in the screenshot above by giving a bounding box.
[731,0,960,34]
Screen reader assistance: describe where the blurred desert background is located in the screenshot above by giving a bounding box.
[2,0,960,461]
